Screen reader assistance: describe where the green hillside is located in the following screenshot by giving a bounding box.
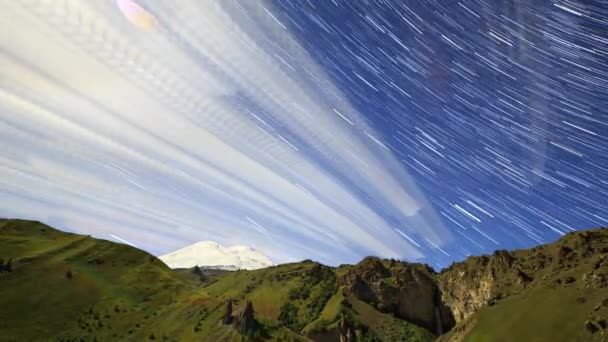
[0,219,297,341]
[0,219,427,341]
[1,218,607,341]
[438,228,608,341]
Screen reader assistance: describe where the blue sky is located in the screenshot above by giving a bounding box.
[0,0,606,269]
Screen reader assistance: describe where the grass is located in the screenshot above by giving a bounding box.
[463,286,608,342]
[347,294,436,342]
[3,218,604,341]
[0,219,200,340]
[439,227,608,341]
[0,219,432,341]
[0,219,298,341]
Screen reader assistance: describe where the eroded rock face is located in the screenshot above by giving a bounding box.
[437,269,492,323]
[338,257,455,333]
[437,250,516,322]
[438,229,608,325]
[333,228,608,340]
[514,268,533,285]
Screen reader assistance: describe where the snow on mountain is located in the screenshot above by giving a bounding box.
[159,240,274,270]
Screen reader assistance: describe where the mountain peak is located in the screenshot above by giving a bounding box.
[159,240,273,270]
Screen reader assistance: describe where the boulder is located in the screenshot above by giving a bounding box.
[586,320,599,334]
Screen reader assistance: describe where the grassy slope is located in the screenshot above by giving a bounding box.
[346,294,436,342]
[0,219,432,341]
[202,262,311,319]
[463,286,606,342]
[4,218,604,341]
[0,219,301,341]
[0,219,209,341]
[439,228,608,342]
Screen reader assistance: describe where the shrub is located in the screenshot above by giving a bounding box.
[278,303,300,330]
[304,272,336,321]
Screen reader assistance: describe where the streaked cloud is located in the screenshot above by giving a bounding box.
[0,0,451,265]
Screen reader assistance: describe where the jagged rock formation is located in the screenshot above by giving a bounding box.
[232,300,257,336]
[438,229,608,325]
[337,257,455,333]
[335,228,608,340]
[584,255,608,289]
[222,299,233,325]
[221,299,257,336]
[437,250,515,322]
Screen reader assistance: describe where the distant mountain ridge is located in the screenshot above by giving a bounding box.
[159,240,274,270]
[1,218,607,341]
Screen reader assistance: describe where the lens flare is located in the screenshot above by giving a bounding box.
[116,0,157,31]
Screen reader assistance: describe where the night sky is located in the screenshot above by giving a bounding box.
[0,0,607,269]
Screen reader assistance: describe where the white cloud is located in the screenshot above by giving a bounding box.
[0,0,451,265]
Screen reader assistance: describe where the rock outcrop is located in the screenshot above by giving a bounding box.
[221,299,257,336]
[232,300,257,336]
[222,299,233,325]
[437,250,515,322]
[438,228,608,326]
[338,257,455,333]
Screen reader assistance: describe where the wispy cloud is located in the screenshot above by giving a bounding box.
[0,0,451,264]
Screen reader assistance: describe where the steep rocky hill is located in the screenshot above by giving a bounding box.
[438,228,608,341]
[1,218,607,341]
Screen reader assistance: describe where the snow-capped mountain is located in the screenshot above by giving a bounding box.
[159,241,274,270]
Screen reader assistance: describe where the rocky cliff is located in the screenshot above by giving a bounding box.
[438,229,608,325]
[333,228,608,340]
[436,250,518,323]
[337,257,455,334]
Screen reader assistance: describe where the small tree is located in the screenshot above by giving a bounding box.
[192,265,206,282]
[278,302,299,330]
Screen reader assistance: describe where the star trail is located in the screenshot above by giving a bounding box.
[0,0,606,269]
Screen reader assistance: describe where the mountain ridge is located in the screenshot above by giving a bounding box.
[1,218,607,341]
